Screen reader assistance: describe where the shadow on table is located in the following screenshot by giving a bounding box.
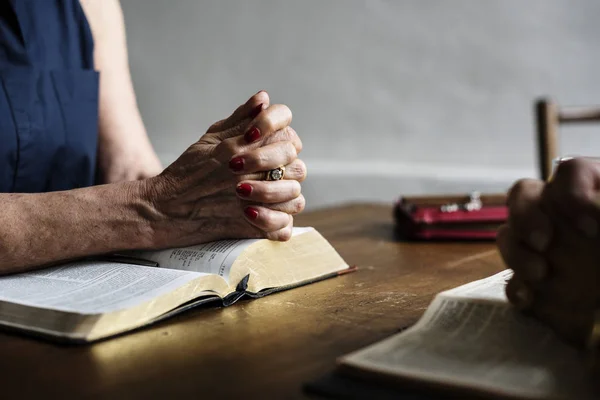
[304,371,459,400]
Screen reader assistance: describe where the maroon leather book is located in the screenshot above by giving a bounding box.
[394,192,508,240]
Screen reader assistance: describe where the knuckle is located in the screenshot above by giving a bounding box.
[508,179,533,202]
[265,231,277,240]
[294,137,303,154]
[285,127,302,153]
[556,158,587,179]
[266,229,290,242]
[291,180,302,197]
[198,132,219,146]
[507,179,540,214]
[207,121,222,133]
[245,149,267,170]
[260,210,278,230]
[290,160,307,181]
[285,126,298,141]
[293,195,306,214]
[285,141,298,159]
[255,149,270,169]
[554,158,594,202]
[260,130,282,147]
[261,183,278,202]
[278,227,293,241]
[266,219,293,241]
[224,124,245,140]
[280,104,293,123]
[261,113,278,133]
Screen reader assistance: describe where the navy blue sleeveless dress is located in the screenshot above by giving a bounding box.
[0,0,98,193]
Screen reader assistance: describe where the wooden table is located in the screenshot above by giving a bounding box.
[2,204,504,399]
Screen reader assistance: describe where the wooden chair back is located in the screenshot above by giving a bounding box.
[535,98,600,180]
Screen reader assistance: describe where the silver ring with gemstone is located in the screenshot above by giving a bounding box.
[266,166,285,181]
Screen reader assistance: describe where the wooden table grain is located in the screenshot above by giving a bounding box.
[1,204,504,399]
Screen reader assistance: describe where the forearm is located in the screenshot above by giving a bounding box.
[81,0,155,152]
[0,181,156,274]
[92,0,149,144]
[80,0,161,183]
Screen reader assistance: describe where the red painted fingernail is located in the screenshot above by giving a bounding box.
[244,126,261,143]
[229,157,244,172]
[250,103,264,119]
[236,183,253,197]
[244,207,259,220]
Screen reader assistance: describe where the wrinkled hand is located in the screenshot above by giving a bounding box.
[142,91,306,248]
[498,158,600,346]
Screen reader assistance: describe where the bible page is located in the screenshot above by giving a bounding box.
[441,268,511,301]
[130,227,315,283]
[0,261,204,314]
[341,271,595,399]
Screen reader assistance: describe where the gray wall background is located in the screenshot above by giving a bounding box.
[121,0,600,210]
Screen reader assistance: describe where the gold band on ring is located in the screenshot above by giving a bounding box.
[266,166,285,181]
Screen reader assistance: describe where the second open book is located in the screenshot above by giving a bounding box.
[339,270,596,400]
[0,227,351,343]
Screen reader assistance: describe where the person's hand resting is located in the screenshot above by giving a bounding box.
[141,91,306,247]
[497,158,600,347]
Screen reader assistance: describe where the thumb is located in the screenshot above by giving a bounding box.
[544,158,600,238]
[206,90,270,134]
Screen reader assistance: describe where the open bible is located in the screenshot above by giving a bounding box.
[339,270,596,399]
[0,227,351,343]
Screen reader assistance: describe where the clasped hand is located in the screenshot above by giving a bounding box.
[141,91,306,248]
[498,158,600,346]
